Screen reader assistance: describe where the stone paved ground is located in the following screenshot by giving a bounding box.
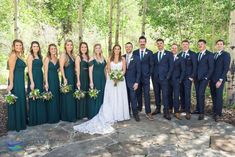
[0,113,235,157]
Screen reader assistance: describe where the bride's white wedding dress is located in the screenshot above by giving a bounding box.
[73,61,130,134]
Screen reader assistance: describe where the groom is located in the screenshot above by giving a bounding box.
[124,42,141,122]
[133,36,154,121]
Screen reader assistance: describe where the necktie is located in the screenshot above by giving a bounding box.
[140,51,144,60]
[158,51,162,61]
[198,53,202,61]
[126,54,130,68]
[183,52,186,58]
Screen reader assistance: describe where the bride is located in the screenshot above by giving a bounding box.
[73,44,130,134]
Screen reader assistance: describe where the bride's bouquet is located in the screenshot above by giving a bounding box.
[4,93,18,105]
[73,89,86,100]
[110,69,124,87]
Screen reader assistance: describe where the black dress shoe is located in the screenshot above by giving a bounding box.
[134,114,140,122]
[198,114,204,120]
[152,109,161,115]
[163,113,171,120]
[192,110,200,114]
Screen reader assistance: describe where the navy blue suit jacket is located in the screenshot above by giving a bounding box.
[170,54,185,83]
[179,50,197,79]
[153,50,174,81]
[133,48,153,81]
[197,50,214,81]
[123,54,141,88]
[211,50,231,82]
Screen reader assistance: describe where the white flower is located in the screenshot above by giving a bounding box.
[163,53,166,56]
[175,56,179,60]
[145,51,148,55]
[130,58,134,61]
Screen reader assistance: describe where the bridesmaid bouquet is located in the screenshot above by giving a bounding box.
[88,88,99,99]
[60,84,72,94]
[110,70,124,86]
[4,93,18,105]
[41,91,53,101]
[29,89,41,99]
[73,89,86,100]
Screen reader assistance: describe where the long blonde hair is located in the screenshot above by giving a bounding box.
[7,39,25,70]
[64,39,75,67]
[93,43,104,63]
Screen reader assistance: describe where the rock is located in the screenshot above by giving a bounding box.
[0,91,7,137]
[210,135,235,154]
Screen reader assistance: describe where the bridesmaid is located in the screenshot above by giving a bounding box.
[87,44,106,119]
[7,39,27,131]
[27,41,47,126]
[44,44,60,123]
[60,39,77,122]
[75,42,89,119]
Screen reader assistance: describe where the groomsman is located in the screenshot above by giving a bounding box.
[133,36,154,121]
[179,40,197,120]
[152,39,174,120]
[169,44,185,120]
[210,39,231,122]
[195,39,214,120]
[124,42,141,122]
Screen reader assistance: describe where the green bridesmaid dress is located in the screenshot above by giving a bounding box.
[28,58,47,126]
[77,60,89,119]
[87,59,106,119]
[46,60,60,123]
[61,55,77,122]
[8,58,27,131]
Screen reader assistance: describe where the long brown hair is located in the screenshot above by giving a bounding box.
[93,43,104,63]
[64,39,74,66]
[47,44,58,59]
[10,39,24,56]
[111,44,122,62]
[79,42,89,60]
[30,41,42,59]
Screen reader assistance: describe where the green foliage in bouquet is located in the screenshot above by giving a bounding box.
[110,70,124,86]
[4,93,18,105]
[88,88,100,99]
[41,91,53,101]
[29,89,41,99]
[73,89,86,100]
[60,84,72,94]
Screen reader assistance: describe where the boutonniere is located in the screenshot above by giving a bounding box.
[163,53,166,56]
[175,56,179,60]
[145,51,148,55]
[186,53,190,56]
[130,57,134,61]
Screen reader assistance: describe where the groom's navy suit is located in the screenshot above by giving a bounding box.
[133,48,153,114]
[123,53,141,115]
[153,50,174,113]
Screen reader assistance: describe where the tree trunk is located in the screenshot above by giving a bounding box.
[78,0,83,44]
[108,0,114,56]
[174,0,182,42]
[227,10,235,105]
[14,0,19,39]
[115,0,121,45]
[141,0,147,36]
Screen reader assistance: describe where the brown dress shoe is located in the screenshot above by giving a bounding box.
[146,113,154,121]
[185,113,191,120]
[175,113,181,120]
